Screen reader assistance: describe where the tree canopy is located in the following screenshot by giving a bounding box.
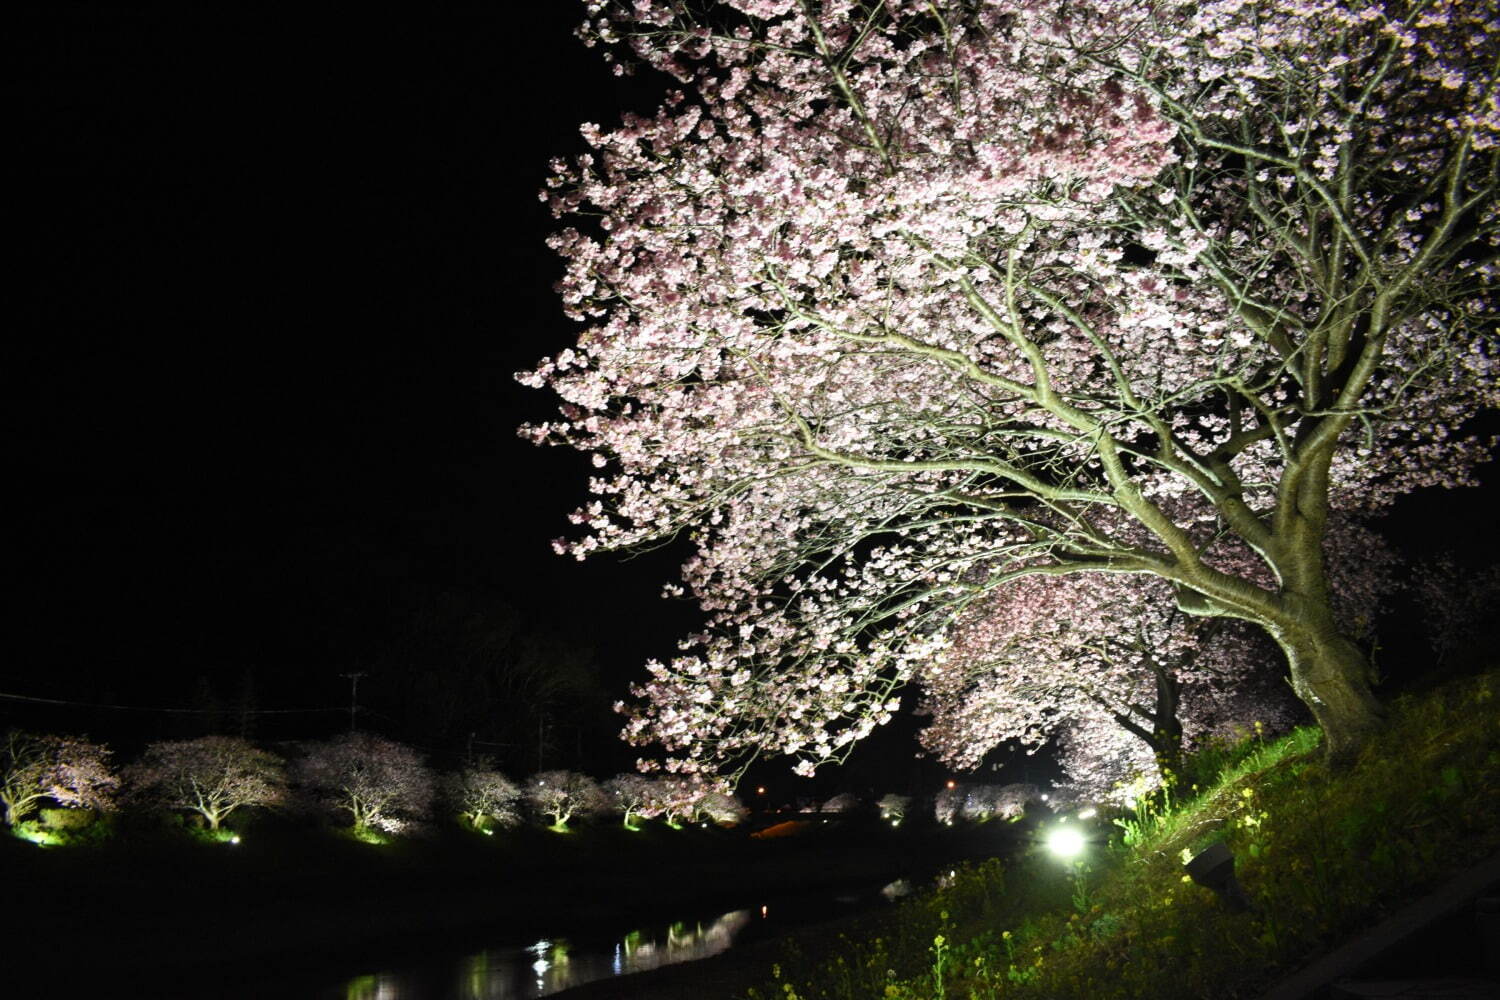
[525,0,1498,777]
[1,731,116,827]
[127,736,286,830]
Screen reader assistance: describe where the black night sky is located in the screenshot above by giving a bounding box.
[7,4,1497,788]
[8,5,713,774]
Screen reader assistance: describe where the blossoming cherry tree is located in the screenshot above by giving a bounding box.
[525,0,1498,775]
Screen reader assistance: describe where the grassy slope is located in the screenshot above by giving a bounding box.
[750,667,1500,1000]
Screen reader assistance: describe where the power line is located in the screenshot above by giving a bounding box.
[0,691,344,716]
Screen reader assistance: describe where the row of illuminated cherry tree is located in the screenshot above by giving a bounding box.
[1,727,1122,842]
[0,730,759,841]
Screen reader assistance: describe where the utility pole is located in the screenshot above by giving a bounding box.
[340,672,367,732]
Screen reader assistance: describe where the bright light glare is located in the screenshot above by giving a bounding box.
[1046,824,1086,860]
[230,835,242,845]
[1077,807,1097,820]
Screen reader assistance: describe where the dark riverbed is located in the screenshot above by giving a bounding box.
[273,878,911,999]
[0,815,1024,998]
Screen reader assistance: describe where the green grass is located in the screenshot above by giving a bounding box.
[749,667,1500,1000]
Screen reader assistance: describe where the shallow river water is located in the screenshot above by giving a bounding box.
[315,880,907,1000]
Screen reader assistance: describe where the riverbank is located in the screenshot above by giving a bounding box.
[729,669,1500,1000]
[0,810,1021,995]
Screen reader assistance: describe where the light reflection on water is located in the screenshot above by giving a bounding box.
[338,908,755,999]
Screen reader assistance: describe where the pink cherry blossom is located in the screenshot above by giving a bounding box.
[527,769,608,828]
[443,764,523,831]
[295,734,433,835]
[126,736,286,831]
[1,730,117,828]
[526,0,1499,776]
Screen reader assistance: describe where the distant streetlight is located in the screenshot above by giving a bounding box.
[946,779,956,789]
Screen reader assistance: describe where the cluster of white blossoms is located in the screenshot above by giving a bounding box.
[528,0,1497,775]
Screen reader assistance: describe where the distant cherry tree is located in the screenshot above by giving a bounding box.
[527,0,1498,776]
[1412,556,1500,664]
[692,789,748,825]
[603,773,662,829]
[934,786,963,826]
[651,774,726,827]
[296,734,433,836]
[127,736,286,831]
[1,730,117,828]
[959,783,1039,822]
[877,793,912,824]
[821,792,862,814]
[527,770,607,830]
[443,764,522,831]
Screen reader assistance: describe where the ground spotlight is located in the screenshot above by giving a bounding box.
[1046,823,1086,860]
[1183,842,1253,912]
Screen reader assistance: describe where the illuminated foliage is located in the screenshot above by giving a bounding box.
[934,786,963,826]
[961,783,1040,822]
[295,733,433,836]
[692,788,749,825]
[603,773,663,828]
[1,730,116,829]
[527,769,607,829]
[526,0,1498,776]
[821,792,862,814]
[442,763,523,831]
[126,736,286,831]
[877,793,912,823]
[650,773,725,827]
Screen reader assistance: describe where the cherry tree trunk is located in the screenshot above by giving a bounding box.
[1150,723,1185,784]
[1150,665,1185,781]
[1279,627,1383,765]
